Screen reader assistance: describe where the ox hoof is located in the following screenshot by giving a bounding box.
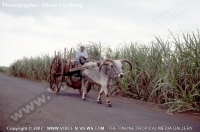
[82,98,86,101]
[107,103,112,107]
[97,100,102,104]
[107,101,112,107]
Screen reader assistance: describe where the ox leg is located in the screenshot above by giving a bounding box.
[97,88,103,104]
[104,88,112,107]
[81,78,87,101]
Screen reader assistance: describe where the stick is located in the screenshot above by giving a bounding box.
[64,48,66,61]
[69,48,72,69]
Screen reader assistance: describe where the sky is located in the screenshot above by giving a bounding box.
[0,0,200,66]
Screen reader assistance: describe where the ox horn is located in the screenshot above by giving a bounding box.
[99,58,114,72]
[120,59,133,71]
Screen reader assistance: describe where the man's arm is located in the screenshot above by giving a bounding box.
[84,51,88,62]
[80,56,88,62]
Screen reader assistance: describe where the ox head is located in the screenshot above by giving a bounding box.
[99,58,132,78]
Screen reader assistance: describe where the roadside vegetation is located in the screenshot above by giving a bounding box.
[9,31,200,113]
[0,66,9,74]
[9,55,52,82]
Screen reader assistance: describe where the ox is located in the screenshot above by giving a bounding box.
[81,58,132,107]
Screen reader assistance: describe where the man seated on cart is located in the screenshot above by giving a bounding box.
[74,46,88,67]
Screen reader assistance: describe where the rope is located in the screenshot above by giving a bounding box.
[100,65,120,80]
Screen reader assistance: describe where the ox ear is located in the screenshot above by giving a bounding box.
[99,58,114,72]
[97,61,101,67]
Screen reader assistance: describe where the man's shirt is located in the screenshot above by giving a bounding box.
[76,50,88,59]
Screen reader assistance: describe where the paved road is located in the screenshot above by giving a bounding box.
[0,74,199,132]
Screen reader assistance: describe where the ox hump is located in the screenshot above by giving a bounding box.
[82,62,98,69]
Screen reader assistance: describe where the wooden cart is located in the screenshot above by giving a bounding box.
[49,48,91,94]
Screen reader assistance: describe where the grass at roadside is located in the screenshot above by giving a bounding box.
[9,30,200,113]
[0,66,9,74]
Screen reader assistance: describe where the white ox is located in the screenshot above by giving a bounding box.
[81,58,132,107]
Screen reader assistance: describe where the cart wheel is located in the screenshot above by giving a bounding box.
[49,56,63,94]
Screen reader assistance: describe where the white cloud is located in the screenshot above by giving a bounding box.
[0,0,200,66]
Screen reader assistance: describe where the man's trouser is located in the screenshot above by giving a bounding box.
[74,57,86,65]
